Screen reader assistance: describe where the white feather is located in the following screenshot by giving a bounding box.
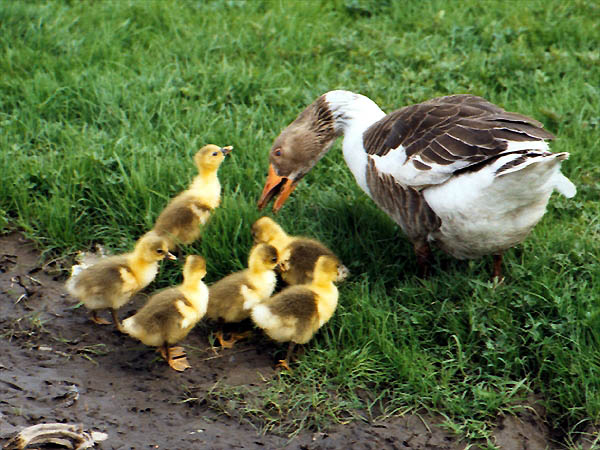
[325,90,385,195]
[121,317,139,337]
[241,285,262,310]
[554,173,577,198]
[505,140,549,152]
[251,304,281,331]
[424,152,574,259]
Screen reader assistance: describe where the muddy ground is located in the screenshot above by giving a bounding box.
[0,232,596,449]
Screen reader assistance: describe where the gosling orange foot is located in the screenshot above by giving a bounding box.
[159,346,191,371]
[215,330,252,349]
[90,311,111,325]
[168,355,191,372]
[158,345,186,359]
[275,359,292,372]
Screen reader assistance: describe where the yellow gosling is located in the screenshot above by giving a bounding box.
[250,255,339,370]
[251,216,348,285]
[66,232,175,331]
[152,144,232,250]
[121,255,209,371]
[206,244,278,348]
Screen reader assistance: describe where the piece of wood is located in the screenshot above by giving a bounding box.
[4,423,108,450]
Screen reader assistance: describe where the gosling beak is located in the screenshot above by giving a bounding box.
[277,260,290,272]
[220,146,233,156]
[257,164,298,212]
[166,252,177,260]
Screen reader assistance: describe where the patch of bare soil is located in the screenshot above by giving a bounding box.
[0,232,571,449]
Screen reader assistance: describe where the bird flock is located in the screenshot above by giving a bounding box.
[66,90,575,372]
[66,144,344,371]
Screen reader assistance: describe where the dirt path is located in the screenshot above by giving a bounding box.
[0,232,579,449]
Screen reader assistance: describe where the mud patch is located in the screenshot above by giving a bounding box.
[0,232,572,449]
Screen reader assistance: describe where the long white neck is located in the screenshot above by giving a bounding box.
[324,90,386,194]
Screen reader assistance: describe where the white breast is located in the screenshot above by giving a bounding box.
[136,263,159,290]
[423,152,569,259]
[254,271,277,299]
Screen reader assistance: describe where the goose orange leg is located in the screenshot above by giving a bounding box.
[492,253,504,281]
[414,241,432,278]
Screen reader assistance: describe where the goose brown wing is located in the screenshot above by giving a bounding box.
[364,95,555,171]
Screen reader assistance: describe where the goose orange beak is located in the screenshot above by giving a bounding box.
[258,164,297,212]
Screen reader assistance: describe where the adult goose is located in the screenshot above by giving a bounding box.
[257,91,576,277]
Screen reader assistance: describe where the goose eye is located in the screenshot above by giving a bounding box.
[274,149,281,157]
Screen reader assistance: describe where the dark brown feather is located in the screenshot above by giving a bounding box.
[495,151,549,175]
[130,288,188,344]
[366,159,441,242]
[284,239,337,285]
[207,272,252,321]
[363,95,555,173]
[412,160,431,170]
[153,194,211,239]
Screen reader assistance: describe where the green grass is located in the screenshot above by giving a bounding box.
[1,0,599,446]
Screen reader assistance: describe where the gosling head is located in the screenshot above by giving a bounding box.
[182,255,207,281]
[313,255,339,283]
[135,232,177,262]
[248,243,279,272]
[194,144,233,172]
[251,216,285,245]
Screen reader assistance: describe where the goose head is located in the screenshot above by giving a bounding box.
[258,95,341,212]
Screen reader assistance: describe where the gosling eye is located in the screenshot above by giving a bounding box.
[212,152,218,156]
[271,257,277,262]
[156,248,164,255]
